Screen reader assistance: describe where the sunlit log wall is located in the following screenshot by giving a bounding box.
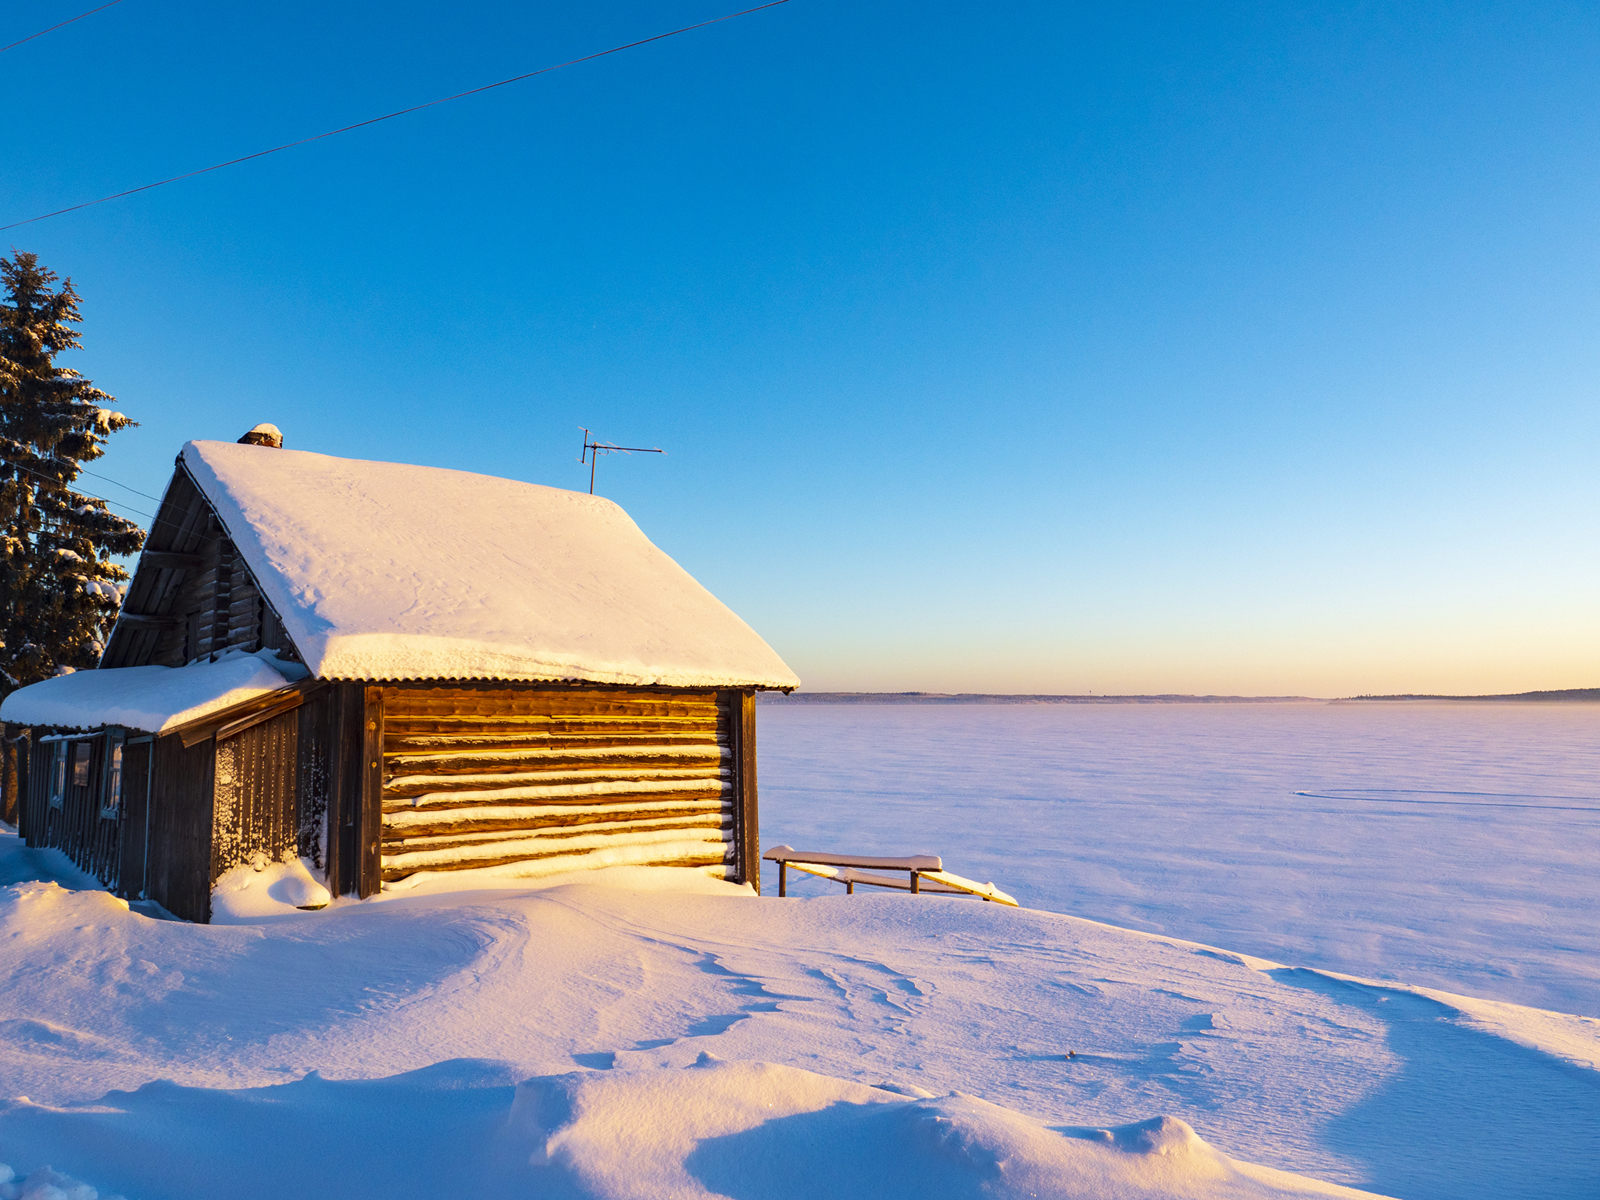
[375,686,754,886]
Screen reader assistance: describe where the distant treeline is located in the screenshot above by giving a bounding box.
[757,692,1322,705]
[1343,688,1600,703]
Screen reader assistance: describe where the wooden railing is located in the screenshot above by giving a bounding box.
[762,845,1018,906]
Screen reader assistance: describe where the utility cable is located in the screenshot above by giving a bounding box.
[3,458,156,521]
[2,440,165,504]
[74,465,164,503]
[1,0,794,231]
[0,0,127,56]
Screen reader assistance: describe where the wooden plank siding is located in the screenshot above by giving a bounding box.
[729,690,760,893]
[116,740,154,901]
[21,734,122,890]
[375,685,740,883]
[146,733,218,922]
[211,708,300,880]
[103,463,298,671]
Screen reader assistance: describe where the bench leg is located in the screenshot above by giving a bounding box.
[846,880,854,895]
[910,871,920,895]
[778,862,786,898]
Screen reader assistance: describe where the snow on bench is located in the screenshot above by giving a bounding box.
[762,845,1018,906]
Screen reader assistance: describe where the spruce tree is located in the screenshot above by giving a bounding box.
[1,251,144,705]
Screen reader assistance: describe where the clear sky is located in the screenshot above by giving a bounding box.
[3,1,1596,696]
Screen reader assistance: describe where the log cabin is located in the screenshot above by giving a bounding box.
[0,430,798,921]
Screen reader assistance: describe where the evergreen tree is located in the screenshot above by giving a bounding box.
[0,251,144,703]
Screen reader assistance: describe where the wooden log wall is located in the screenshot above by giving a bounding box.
[377,686,738,884]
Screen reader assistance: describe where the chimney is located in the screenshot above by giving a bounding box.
[238,423,284,448]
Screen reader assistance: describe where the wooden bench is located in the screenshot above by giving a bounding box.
[762,845,1019,906]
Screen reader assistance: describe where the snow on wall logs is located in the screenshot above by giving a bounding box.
[211,708,299,881]
[378,687,740,883]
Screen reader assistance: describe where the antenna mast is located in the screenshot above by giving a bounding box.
[580,428,665,494]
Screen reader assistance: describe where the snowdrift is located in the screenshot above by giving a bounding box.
[508,1057,1381,1199]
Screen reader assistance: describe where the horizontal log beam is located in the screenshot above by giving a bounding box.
[386,734,725,753]
[383,806,731,838]
[383,765,728,796]
[382,837,733,874]
[381,851,729,882]
[383,816,731,849]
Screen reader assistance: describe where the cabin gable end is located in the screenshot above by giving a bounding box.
[102,461,303,670]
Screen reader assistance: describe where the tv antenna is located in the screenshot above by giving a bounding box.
[579,428,665,494]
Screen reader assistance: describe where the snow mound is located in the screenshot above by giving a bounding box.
[0,1162,124,1200]
[381,861,752,898]
[0,651,297,734]
[505,1058,1386,1199]
[211,856,332,922]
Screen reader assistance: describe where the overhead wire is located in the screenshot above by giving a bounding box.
[1,0,795,231]
[0,0,127,56]
[4,458,157,522]
[75,465,164,503]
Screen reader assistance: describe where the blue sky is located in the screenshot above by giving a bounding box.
[4,1,1597,695]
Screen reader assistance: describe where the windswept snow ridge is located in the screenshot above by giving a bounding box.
[508,1058,1380,1199]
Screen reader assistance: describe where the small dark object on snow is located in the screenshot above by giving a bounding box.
[238,423,283,448]
[1066,1051,1076,1059]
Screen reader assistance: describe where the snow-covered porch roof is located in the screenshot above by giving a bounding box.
[0,651,303,735]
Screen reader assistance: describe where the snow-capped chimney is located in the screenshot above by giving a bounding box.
[238,423,284,449]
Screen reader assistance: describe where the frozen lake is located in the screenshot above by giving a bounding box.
[757,701,1600,1016]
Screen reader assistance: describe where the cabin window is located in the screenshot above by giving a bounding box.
[49,742,67,808]
[71,740,93,788]
[100,730,125,818]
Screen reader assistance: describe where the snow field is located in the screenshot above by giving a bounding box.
[757,702,1600,1014]
[1,831,1596,1199]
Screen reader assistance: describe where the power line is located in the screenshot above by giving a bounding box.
[4,459,156,521]
[75,465,163,503]
[0,0,127,56]
[1,439,165,503]
[1,0,795,231]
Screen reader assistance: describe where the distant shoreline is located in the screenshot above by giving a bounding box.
[1341,688,1600,703]
[758,692,1322,705]
[759,688,1600,705]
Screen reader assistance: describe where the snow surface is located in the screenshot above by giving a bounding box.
[211,856,332,922]
[0,651,299,734]
[178,440,799,688]
[1,829,1596,1200]
[758,701,1600,1015]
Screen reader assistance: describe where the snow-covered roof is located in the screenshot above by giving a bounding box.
[176,441,800,689]
[0,652,299,734]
